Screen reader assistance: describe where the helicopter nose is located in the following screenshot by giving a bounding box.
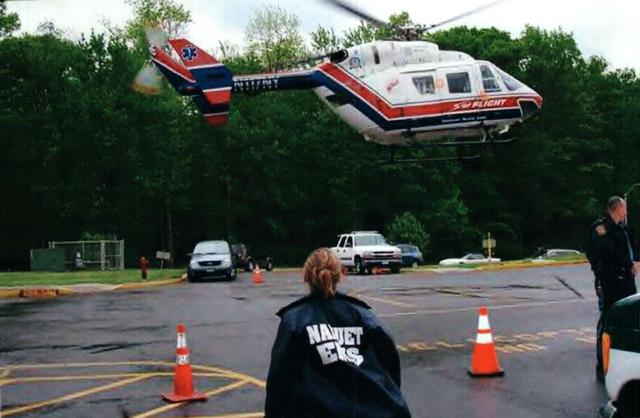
[520,93,542,120]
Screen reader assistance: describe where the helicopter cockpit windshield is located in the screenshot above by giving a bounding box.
[493,66,525,92]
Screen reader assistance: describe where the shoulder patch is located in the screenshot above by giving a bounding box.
[596,224,607,236]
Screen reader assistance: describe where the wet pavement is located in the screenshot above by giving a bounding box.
[0,264,619,417]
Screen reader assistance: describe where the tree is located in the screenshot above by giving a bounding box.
[125,0,191,55]
[386,212,429,253]
[0,2,20,38]
[343,12,412,47]
[310,26,341,54]
[245,5,306,71]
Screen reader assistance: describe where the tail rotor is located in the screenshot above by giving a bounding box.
[132,27,169,95]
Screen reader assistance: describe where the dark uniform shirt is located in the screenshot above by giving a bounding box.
[264,292,411,418]
[586,213,638,310]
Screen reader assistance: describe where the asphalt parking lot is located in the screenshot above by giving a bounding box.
[0,264,617,417]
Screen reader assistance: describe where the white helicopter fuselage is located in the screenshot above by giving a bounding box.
[151,38,542,145]
[312,40,542,145]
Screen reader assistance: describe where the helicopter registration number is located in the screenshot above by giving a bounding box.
[451,99,507,111]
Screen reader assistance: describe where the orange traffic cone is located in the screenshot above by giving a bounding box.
[162,324,208,403]
[468,307,504,377]
[252,264,264,284]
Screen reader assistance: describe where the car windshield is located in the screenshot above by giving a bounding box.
[464,253,484,260]
[354,234,387,246]
[193,242,229,255]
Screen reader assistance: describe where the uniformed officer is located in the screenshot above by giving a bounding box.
[265,248,411,418]
[586,196,640,382]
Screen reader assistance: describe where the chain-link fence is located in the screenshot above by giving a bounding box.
[48,240,124,270]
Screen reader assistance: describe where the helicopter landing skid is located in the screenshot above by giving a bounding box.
[380,146,481,165]
[379,154,482,165]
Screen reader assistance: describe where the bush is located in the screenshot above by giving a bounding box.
[386,212,429,253]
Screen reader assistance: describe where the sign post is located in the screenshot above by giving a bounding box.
[482,233,497,263]
[156,251,171,272]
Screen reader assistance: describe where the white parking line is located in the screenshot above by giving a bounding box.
[378,298,595,318]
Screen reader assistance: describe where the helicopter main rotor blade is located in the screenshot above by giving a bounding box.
[425,0,506,31]
[321,0,387,28]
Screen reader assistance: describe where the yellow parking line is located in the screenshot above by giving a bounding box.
[194,365,266,388]
[191,413,264,418]
[132,379,250,418]
[3,360,173,370]
[0,366,11,378]
[2,372,229,385]
[349,292,415,308]
[1,374,153,417]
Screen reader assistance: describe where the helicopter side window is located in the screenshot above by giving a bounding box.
[412,75,435,95]
[480,65,501,92]
[446,72,472,94]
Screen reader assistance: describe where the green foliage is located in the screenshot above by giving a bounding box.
[387,212,429,253]
[124,0,191,56]
[343,12,412,47]
[245,5,306,71]
[310,26,341,54]
[0,2,20,38]
[79,232,116,241]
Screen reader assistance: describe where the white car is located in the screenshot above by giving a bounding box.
[331,231,402,275]
[532,249,583,263]
[439,253,501,266]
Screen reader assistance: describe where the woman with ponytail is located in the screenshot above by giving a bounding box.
[265,248,411,418]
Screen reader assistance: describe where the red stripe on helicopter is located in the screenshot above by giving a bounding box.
[203,88,232,105]
[318,63,539,120]
[168,39,220,69]
[203,112,229,126]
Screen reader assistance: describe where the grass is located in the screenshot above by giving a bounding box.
[0,268,185,287]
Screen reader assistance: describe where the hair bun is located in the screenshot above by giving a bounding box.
[319,269,333,282]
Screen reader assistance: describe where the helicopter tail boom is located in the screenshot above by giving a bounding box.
[165,39,234,125]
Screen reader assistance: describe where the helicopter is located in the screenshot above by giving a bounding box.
[135,0,542,154]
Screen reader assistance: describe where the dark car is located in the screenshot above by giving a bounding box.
[187,240,236,282]
[231,243,274,272]
[600,294,640,417]
[396,244,423,267]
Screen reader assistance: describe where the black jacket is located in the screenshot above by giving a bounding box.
[264,292,411,418]
[586,213,638,309]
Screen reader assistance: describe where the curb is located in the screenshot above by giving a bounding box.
[116,276,186,290]
[477,260,587,271]
[412,259,587,274]
[0,275,186,299]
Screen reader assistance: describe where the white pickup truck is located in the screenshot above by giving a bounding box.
[331,231,402,275]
